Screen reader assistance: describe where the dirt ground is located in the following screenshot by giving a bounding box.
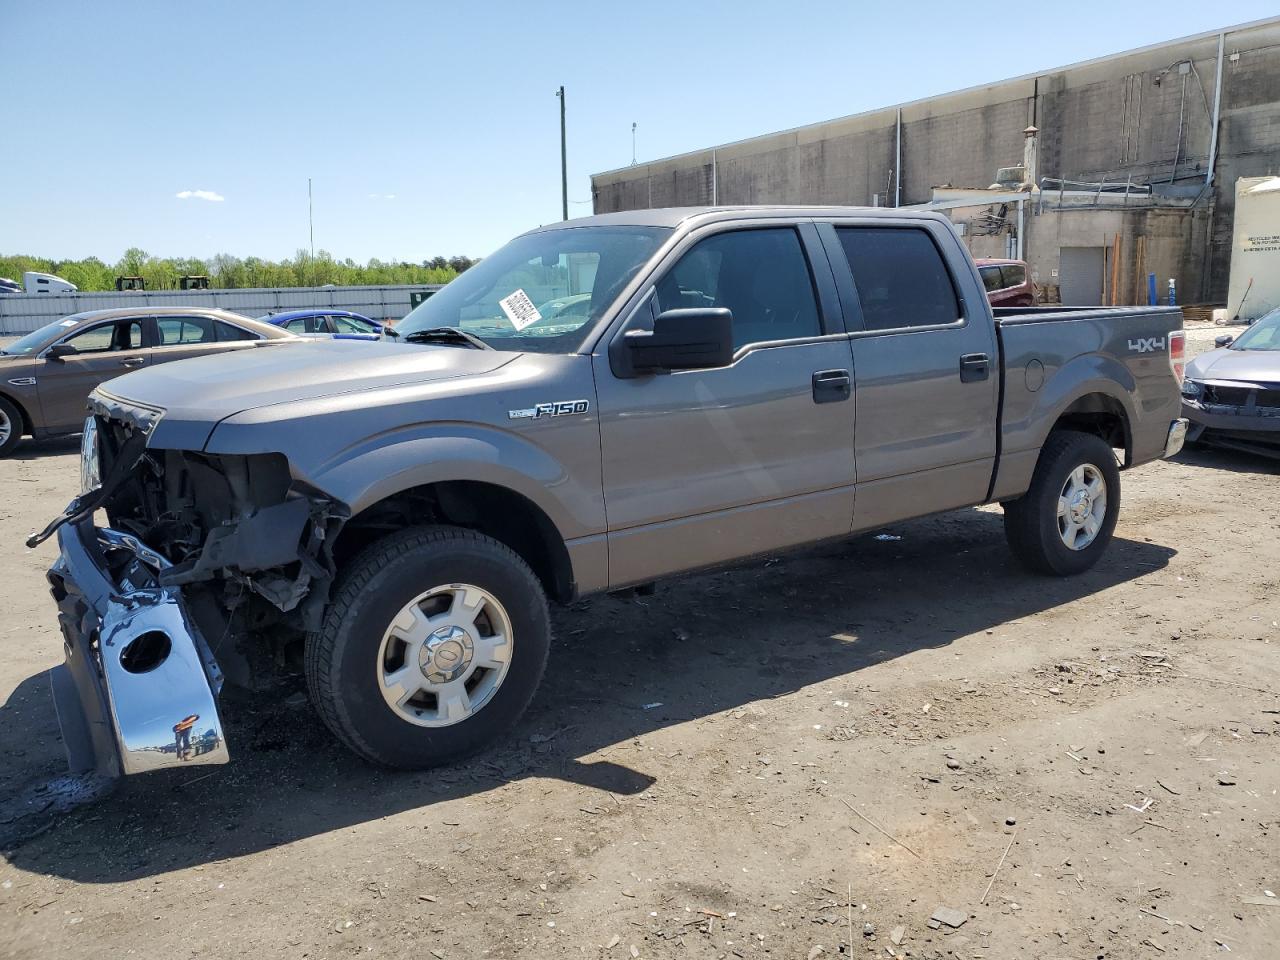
[1,428,1277,960]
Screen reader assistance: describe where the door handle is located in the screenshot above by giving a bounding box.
[812,368,851,404]
[959,353,990,383]
[119,357,145,368]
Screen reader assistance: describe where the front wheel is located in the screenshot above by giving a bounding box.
[0,395,23,458]
[305,525,551,768]
[1003,430,1121,576]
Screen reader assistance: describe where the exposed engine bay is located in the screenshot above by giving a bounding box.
[31,400,349,690]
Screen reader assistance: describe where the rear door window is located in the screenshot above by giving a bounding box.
[216,321,256,341]
[655,228,821,350]
[979,266,1004,293]
[156,316,217,345]
[836,227,961,330]
[1001,264,1026,288]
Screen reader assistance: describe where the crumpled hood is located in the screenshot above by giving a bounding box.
[96,339,517,449]
[1186,347,1280,384]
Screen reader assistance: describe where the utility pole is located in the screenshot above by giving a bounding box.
[556,86,568,221]
[308,178,315,257]
[631,122,637,165]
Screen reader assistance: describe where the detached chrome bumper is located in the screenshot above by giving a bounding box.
[47,521,229,777]
[1164,418,1189,459]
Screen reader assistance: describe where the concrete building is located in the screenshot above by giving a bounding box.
[592,17,1280,308]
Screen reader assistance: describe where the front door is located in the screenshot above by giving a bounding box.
[593,224,858,588]
[37,318,149,432]
[820,221,999,532]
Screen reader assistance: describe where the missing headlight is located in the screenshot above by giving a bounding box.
[80,416,101,494]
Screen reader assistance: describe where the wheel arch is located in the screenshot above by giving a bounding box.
[0,390,33,436]
[334,479,577,604]
[1050,391,1133,465]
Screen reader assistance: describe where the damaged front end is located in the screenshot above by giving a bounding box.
[30,394,346,777]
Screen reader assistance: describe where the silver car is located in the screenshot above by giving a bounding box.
[0,308,296,456]
[1182,308,1280,459]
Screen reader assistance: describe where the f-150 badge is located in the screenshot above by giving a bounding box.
[509,400,590,420]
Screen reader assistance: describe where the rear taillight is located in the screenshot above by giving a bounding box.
[1169,329,1185,384]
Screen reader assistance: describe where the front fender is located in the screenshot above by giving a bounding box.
[303,422,603,541]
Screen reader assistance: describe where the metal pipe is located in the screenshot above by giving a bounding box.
[1206,32,1225,186]
[1168,74,1186,184]
[557,86,568,221]
[711,149,718,205]
[1016,197,1024,260]
[894,108,902,207]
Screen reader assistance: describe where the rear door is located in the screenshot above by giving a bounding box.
[36,318,149,431]
[593,221,858,587]
[818,219,999,531]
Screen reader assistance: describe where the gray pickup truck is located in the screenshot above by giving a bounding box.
[30,207,1188,778]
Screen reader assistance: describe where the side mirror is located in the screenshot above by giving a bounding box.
[623,308,734,373]
[1214,334,1234,348]
[45,343,78,360]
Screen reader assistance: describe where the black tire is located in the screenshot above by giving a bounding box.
[1003,430,1121,576]
[305,525,551,769]
[0,395,23,458]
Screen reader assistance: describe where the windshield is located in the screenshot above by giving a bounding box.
[396,225,671,353]
[1231,308,1280,351]
[1,316,86,356]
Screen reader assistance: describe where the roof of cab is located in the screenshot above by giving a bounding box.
[529,205,950,233]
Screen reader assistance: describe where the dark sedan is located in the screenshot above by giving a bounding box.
[0,307,296,457]
[1181,307,1280,459]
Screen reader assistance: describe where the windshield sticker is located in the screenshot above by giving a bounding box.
[60,319,78,327]
[498,289,542,331]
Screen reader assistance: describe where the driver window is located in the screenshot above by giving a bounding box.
[654,228,821,349]
[63,320,142,354]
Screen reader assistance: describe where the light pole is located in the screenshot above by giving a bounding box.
[307,178,315,257]
[556,86,568,221]
[631,122,637,166]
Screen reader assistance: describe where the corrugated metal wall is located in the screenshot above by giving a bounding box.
[0,284,445,335]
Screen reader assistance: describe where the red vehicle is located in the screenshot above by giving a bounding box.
[975,258,1036,307]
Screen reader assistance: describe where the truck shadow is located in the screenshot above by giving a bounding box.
[9,436,81,461]
[1172,444,1280,474]
[1,506,1176,883]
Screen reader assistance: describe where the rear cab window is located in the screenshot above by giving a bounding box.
[1001,264,1026,288]
[836,227,961,331]
[980,266,1005,293]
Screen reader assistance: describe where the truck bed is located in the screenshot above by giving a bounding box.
[989,306,1184,501]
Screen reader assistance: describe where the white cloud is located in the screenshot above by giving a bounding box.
[367,193,397,200]
[175,189,225,202]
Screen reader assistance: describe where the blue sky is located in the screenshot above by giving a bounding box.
[2,1,1274,263]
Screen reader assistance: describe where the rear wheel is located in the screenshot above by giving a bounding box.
[1003,430,1121,576]
[305,525,551,768]
[0,396,22,458]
